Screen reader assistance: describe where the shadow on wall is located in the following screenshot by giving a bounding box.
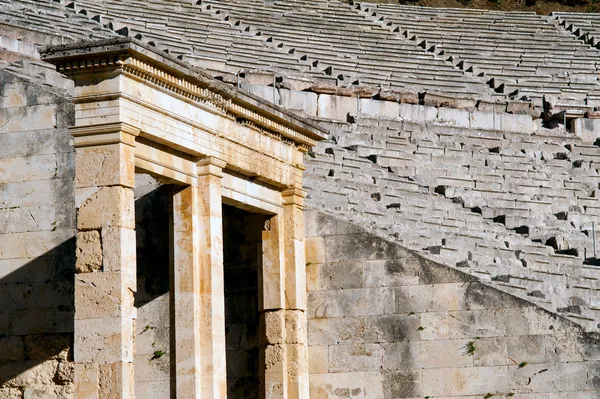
[0,237,75,396]
[0,182,173,398]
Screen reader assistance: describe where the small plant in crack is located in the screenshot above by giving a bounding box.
[465,340,476,356]
[141,325,153,334]
[518,361,528,369]
[151,350,166,360]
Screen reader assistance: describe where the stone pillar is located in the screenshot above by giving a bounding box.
[282,188,309,399]
[197,157,228,399]
[173,184,202,398]
[72,122,139,399]
[260,214,287,399]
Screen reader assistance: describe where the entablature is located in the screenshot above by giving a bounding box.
[40,37,327,191]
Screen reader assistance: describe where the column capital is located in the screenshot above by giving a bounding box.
[70,122,140,148]
[197,157,227,178]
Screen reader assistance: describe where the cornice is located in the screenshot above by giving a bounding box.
[40,38,326,149]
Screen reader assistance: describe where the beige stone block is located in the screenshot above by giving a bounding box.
[0,232,27,260]
[98,361,134,399]
[261,344,287,399]
[0,359,58,389]
[287,372,309,399]
[262,310,285,345]
[308,345,328,374]
[75,144,134,188]
[305,237,325,265]
[285,239,307,310]
[76,230,102,273]
[285,310,307,345]
[101,227,136,272]
[262,222,285,311]
[0,388,22,399]
[23,386,75,399]
[286,343,308,375]
[75,271,136,320]
[75,187,99,208]
[423,366,508,396]
[77,186,134,230]
[263,344,286,376]
[74,317,134,363]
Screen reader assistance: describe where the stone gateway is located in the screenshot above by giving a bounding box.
[0,0,599,398]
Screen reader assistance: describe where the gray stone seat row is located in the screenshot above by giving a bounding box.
[1,0,118,42]
[305,114,600,329]
[362,2,600,102]
[202,0,496,98]
[64,0,330,79]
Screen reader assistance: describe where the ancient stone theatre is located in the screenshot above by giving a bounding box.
[0,0,599,398]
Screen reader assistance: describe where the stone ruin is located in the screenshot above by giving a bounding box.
[0,0,600,398]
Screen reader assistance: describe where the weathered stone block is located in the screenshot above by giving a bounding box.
[0,336,24,361]
[74,363,99,399]
[314,261,364,290]
[328,343,384,372]
[307,288,394,318]
[573,118,600,143]
[308,345,328,374]
[286,343,308,375]
[279,89,317,117]
[75,270,136,320]
[0,359,59,389]
[304,236,325,265]
[74,317,134,363]
[363,258,420,287]
[423,365,508,396]
[24,334,70,361]
[308,317,364,345]
[75,144,134,189]
[285,310,307,345]
[317,94,357,120]
[399,104,437,122]
[76,230,102,273]
[77,186,134,230]
[394,283,468,314]
[101,227,135,272]
[438,107,470,127]
[261,310,285,345]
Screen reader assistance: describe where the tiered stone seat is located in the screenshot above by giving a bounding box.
[0,0,118,45]
[553,12,600,49]
[362,3,600,103]
[202,0,498,99]
[68,0,320,76]
[304,114,600,329]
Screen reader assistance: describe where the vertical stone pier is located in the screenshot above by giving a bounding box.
[282,188,309,399]
[197,157,228,399]
[261,214,288,399]
[173,184,202,397]
[72,122,139,399]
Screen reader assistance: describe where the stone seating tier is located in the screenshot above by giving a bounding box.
[304,114,600,330]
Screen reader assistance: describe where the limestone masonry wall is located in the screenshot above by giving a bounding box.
[304,109,600,331]
[305,210,600,398]
[0,67,75,398]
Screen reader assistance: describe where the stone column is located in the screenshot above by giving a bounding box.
[282,188,309,399]
[72,122,139,399]
[197,157,228,399]
[260,214,287,399]
[173,184,202,398]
